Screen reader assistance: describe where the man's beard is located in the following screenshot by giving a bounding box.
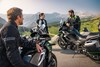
[19,21,23,25]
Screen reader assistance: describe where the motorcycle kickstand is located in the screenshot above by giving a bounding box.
[72,45,80,58]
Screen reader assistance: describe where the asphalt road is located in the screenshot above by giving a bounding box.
[52,45,100,67]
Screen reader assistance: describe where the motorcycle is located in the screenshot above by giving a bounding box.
[20,27,57,67]
[57,20,100,61]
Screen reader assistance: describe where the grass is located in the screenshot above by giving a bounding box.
[48,26,59,35]
[80,17,100,32]
[20,31,31,36]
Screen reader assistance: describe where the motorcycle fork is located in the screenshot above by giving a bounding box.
[45,47,53,67]
[60,34,67,44]
[43,47,49,67]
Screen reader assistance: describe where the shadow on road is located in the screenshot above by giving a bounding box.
[53,48,76,54]
[53,47,100,64]
[60,49,75,54]
[52,48,61,51]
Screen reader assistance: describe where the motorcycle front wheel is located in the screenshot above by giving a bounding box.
[48,53,57,67]
[58,37,67,50]
[30,52,57,67]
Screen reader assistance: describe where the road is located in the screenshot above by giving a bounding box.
[52,45,100,67]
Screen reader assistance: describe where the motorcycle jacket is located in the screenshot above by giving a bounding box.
[0,21,38,67]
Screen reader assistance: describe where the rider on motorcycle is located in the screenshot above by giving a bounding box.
[59,10,86,38]
[59,20,86,38]
[67,10,81,32]
[66,22,86,38]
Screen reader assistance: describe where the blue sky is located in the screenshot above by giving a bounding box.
[0,0,100,14]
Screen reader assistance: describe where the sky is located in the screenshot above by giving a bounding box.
[0,0,100,14]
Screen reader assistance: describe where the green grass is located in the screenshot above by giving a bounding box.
[19,31,31,36]
[48,26,59,35]
[80,17,100,32]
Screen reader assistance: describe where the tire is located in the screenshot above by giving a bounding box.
[30,52,44,67]
[58,37,67,50]
[30,52,57,67]
[48,53,57,67]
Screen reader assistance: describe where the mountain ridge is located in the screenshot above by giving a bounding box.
[0,12,98,28]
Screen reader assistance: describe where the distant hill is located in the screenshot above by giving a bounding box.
[0,17,6,28]
[0,13,66,28]
[0,17,30,35]
[20,12,67,28]
[1,12,97,28]
[1,14,99,35]
[18,26,30,35]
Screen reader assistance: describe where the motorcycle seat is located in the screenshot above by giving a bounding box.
[86,35,99,40]
[89,32,99,36]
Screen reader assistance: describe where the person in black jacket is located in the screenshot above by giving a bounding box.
[67,10,81,32]
[36,13,49,34]
[0,7,42,67]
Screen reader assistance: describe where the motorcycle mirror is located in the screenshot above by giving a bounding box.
[60,19,63,25]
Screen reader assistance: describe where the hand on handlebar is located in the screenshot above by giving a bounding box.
[36,44,43,53]
[66,23,70,27]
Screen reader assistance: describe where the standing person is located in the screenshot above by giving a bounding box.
[0,7,42,67]
[67,10,81,32]
[36,13,49,34]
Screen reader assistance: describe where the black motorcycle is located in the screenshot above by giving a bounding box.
[20,27,57,67]
[57,20,100,61]
[58,22,80,50]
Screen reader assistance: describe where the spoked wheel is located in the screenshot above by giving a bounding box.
[48,53,57,67]
[58,37,67,50]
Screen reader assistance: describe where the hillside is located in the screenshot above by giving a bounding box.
[0,13,66,28]
[0,17,30,36]
[18,26,31,36]
[0,12,96,28]
[81,16,100,32]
